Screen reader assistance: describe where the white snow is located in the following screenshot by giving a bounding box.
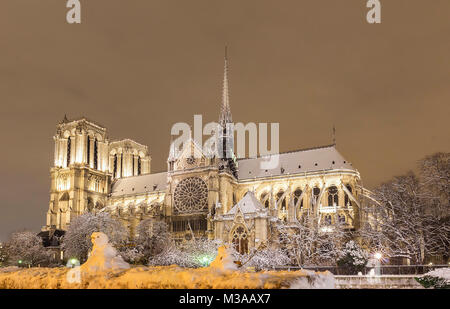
[111,172,167,196]
[208,246,238,272]
[423,268,450,281]
[226,191,265,215]
[237,145,355,180]
[79,232,130,273]
[0,240,335,289]
[289,270,335,289]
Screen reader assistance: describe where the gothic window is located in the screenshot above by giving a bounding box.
[294,188,303,208]
[87,136,90,165]
[94,139,98,170]
[113,154,118,178]
[173,177,208,213]
[232,226,248,255]
[172,218,207,232]
[338,214,346,224]
[344,185,353,207]
[138,157,142,175]
[324,215,332,225]
[277,191,286,210]
[87,198,94,212]
[120,154,123,177]
[67,137,71,167]
[260,192,269,208]
[312,187,320,205]
[327,186,339,206]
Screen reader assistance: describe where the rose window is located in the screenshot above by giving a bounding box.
[173,177,208,213]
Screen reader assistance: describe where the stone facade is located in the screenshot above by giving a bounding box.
[43,56,362,253]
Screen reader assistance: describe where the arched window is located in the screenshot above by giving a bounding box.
[325,215,332,225]
[232,226,248,255]
[93,139,98,170]
[120,154,123,177]
[344,185,353,207]
[260,192,269,208]
[312,187,320,205]
[87,198,94,212]
[277,191,286,210]
[66,137,71,167]
[113,154,118,178]
[338,214,346,224]
[327,186,338,206]
[87,136,91,165]
[293,189,303,208]
[138,157,142,175]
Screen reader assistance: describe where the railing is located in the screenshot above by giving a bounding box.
[272,264,449,275]
[319,205,353,213]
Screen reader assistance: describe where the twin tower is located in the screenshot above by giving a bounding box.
[46,116,151,230]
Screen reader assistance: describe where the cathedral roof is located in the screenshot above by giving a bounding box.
[226,191,265,215]
[237,145,356,180]
[111,172,167,197]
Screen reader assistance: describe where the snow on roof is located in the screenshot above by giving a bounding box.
[111,172,167,197]
[227,191,264,215]
[237,145,355,180]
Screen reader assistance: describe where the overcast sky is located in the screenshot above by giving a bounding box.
[0,0,449,241]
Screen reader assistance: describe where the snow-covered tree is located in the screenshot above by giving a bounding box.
[277,214,347,267]
[336,240,368,274]
[134,219,171,262]
[4,231,52,267]
[235,246,291,270]
[119,247,144,265]
[360,165,450,264]
[418,152,449,218]
[0,242,8,266]
[61,212,128,262]
[149,238,220,268]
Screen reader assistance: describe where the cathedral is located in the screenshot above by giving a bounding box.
[43,55,363,254]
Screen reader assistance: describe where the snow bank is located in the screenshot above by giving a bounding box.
[0,265,334,289]
[290,270,335,289]
[0,235,334,289]
[423,268,450,282]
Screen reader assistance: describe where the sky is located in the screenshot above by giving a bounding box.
[0,0,449,241]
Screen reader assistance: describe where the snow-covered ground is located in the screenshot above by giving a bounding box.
[423,268,450,282]
[0,232,334,289]
[0,264,334,289]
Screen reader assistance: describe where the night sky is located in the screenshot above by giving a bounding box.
[1,0,449,241]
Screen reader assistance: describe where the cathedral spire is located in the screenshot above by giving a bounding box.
[219,46,232,126]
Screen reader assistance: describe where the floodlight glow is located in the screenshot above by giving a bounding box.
[374,252,382,260]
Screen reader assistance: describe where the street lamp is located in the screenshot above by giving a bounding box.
[67,258,80,268]
[374,253,382,276]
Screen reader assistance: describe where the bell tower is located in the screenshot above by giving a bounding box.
[44,116,111,231]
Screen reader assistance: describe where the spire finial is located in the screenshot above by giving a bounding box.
[219,46,232,126]
[61,114,69,124]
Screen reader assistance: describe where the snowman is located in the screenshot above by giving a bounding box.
[80,232,130,273]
